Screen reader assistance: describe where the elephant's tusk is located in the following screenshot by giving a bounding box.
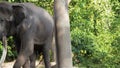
[0,35,7,68]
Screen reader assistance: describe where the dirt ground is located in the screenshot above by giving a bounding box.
[2,61,56,68]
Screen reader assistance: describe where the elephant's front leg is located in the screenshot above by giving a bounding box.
[13,37,34,68]
[23,58,30,68]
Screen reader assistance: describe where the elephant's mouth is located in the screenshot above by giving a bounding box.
[0,33,7,67]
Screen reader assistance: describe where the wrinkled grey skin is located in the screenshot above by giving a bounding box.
[0,2,54,68]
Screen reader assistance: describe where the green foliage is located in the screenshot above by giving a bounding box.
[70,0,120,67]
[6,36,17,61]
[0,41,3,57]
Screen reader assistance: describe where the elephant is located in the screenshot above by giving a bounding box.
[0,2,54,68]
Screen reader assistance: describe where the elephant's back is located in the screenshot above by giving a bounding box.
[17,3,54,27]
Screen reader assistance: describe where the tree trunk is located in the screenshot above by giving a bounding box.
[54,0,73,68]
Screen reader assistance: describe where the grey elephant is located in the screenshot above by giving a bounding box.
[0,2,54,68]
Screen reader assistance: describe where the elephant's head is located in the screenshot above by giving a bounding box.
[0,2,27,38]
[0,2,27,66]
[0,2,13,38]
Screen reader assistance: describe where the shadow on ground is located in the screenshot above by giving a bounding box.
[2,60,56,68]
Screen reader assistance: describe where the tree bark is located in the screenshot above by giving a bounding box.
[67,0,71,5]
[54,0,73,68]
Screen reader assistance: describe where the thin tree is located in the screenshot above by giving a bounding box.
[54,0,73,68]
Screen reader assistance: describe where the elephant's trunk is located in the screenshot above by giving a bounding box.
[0,34,7,67]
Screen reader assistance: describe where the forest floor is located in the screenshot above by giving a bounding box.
[2,60,56,68]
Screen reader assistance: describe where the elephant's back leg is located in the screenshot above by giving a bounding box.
[43,38,52,68]
[29,52,36,68]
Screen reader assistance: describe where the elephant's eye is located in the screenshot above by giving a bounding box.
[0,19,4,22]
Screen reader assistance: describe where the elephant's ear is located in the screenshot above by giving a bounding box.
[12,5,26,26]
